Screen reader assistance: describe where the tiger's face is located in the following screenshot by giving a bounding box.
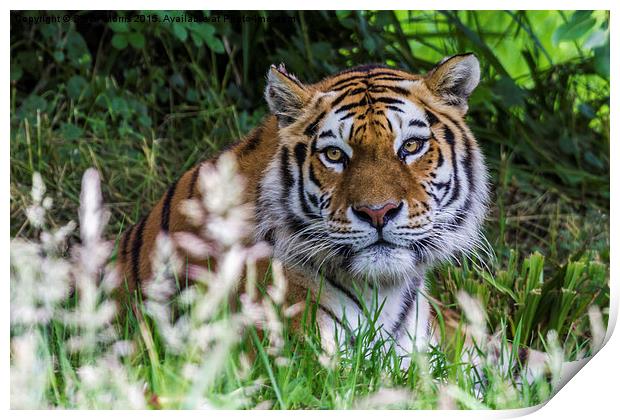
[259,55,489,286]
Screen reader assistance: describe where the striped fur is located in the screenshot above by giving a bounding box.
[115,55,545,376]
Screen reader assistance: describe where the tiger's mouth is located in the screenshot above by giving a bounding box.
[345,238,421,284]
[362,239,399,251]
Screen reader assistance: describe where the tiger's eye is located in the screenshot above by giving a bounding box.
[325,147,343,162]
[403,140,421,154]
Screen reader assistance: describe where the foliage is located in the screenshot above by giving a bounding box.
[10,10,609,409]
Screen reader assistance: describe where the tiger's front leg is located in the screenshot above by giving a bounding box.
[283,267,433,365]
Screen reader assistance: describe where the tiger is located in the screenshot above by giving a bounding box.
[116,53,560,379]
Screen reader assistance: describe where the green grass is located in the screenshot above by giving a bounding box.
[10,10,609,409]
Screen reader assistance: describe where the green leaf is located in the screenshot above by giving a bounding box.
[10,63,22,81]
[578,103,596,119]
[362,37,377,54]
[128,32,145,49]
[192,23,216,42]
[53,50,65,63]
[552,14,596,45]
[172,24,188,42]
[17,94,48,120]
[593,39,610,79]
[111,33,128,50]
[493,76,525,108]
[584,151,604,169]
[138,113,152,128]
[205,36,224,54]
[60,122,83,141]
[66,31,91,67]
[190,32,203,48]
[66,75,88,100]
[110,96,129,116]
[108,21,129,33]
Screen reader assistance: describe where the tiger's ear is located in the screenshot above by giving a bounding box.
[425,53,480,112]
[265,64,312,127]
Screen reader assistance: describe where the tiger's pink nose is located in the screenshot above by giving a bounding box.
[352,202,403,228]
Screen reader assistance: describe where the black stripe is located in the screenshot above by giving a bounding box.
[120,224,135,257]
[339,111,356,121]
[460,134,475,216]
[431,180,450,191]
[320,195,331,210]
[348,87,367,96]
[280,149,302,228]
[422,104,477,223]
[428,191,442,207]
[335,97,368,114]
[443,126,455,145]
[325,276,364,311]
[513,347,530,377]
[294,143,317,219]
[391,287,417,336]
[518,348,530,366]
[280,148,294,190]
[425,110,440,126]
[331,89,351,107]
[371,76,406,82]
[318,130,336,139]
[294,142,307,168]
[377,85,409,95]
[386,105,404,113]
[354,123,367,137]
[373,97,405,105]
[331,81,366,93]
[368,86,387,94]
[409,119,427,128]
[308,163,322,188]
[131,216,148,285]
[331,86,366,108]
[444,140,460,208]
[304,111,326,137]
[307,193,319,207]
[286,211,309,235]
[188,164,201,199]
[238,127,263,156]
[161,178,179,232]
[408,237,433,263]
[329,75,365,91]
[310,138,318,154]
[370,71,407,78]
[264,228,276,246]
[372,120,386,130]
[318,303,350,333]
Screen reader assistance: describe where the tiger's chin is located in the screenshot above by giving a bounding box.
[347,242,422,286]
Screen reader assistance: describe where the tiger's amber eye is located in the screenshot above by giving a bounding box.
[403,140,421,154]
[325,147,343,162]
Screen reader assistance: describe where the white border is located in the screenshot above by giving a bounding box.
[4,1,617,417]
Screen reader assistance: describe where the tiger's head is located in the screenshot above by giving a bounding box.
[258,54,489,287]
